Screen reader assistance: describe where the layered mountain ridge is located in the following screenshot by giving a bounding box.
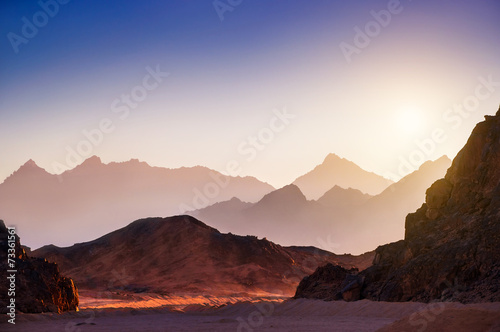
[2,151,448,254]
[0,158,274,248]
[193,156,451,254]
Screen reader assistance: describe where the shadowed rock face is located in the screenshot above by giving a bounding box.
[0,220,79,313]
[293,263,361,301]
[296,108,500,303]
[364,109,500,303]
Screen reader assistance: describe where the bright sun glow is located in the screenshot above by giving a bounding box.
[396,105,424,134]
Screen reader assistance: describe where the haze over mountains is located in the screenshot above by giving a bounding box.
[11,109,500,322]
[0,157,274,248]
[193,156,451,254]
[0,153,449,253]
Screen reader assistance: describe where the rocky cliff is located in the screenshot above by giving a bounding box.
[0,220,79,313]
[295,108,500,303]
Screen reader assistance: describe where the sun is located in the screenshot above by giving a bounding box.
[396,105,424,134]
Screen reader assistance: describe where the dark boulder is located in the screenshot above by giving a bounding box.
[294,263,359,301]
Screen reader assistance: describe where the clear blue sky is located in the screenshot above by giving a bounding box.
[1,0,499,187]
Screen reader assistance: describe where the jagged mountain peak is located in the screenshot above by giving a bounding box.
[322,153,344,163]
[79,155,103,167]
[17,158,46,172]
[2,158,50,185]
[258,184,307,205]
[293,153,392,199]
[22,159,38,167]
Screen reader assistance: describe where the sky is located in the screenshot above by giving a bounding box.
[1,0,500,188]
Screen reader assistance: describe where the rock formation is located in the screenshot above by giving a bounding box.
[0,220,79,313]
[295,108,500,303]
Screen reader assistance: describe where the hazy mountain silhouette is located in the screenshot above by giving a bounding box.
[192,185,332,249]
[193,157,451,254]
[0,157,274,249]
[293,153,393,199]
[350,155,452,250]
[317,186,372,209]
[32,215,374,297]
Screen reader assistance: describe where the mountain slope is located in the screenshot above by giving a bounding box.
[349,155,452,250]
[317,185,372,208]
[362,110,500,303]
[32,215,373,297]
[295,108,500,303]
[0,157,274,249]
[192,185,338,249]
[293,153,393,199]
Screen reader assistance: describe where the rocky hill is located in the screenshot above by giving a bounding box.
[33,215,373,297]
[295,108,500,303]
[0,220,79,313]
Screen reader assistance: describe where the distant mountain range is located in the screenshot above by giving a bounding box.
[32,215,374,297]
[0,153,449,253]
[0,157,274,248]
[193,156,451,254]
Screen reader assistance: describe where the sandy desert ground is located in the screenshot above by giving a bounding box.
[4,298,500,332]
